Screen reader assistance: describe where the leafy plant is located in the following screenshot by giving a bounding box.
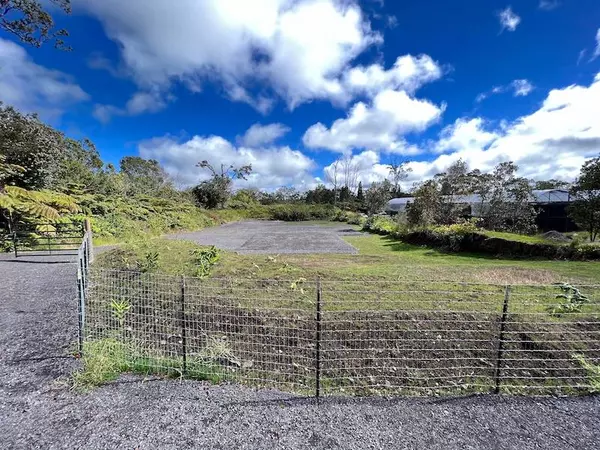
[192,246,220,277]
[137,250,159,273]
[548,283,589,316]
[290,277,307,294]
[110,299,131,328]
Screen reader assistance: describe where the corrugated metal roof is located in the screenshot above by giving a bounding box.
[387,189,575,211]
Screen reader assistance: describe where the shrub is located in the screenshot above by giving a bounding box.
[268,204,336,221]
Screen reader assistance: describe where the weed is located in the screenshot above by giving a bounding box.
[192,246,220,277]
[110,299,131,328]
[548,283,590,316]
[138,250,159,273]
[573,353,600,392]
[72,338,131,389]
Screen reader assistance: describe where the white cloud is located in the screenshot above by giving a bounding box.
[0,38,89,119]
[434,118,499,154]
[538,0,560,11]
[237,123,290,147]
[341,54,443,99]
[408,73,600,182]
[93,90,172,123]
[498,7,521,33]
[592,28,600,61]
[303,89,444,153]
[512,79,534,96]
[476,79,534,102]
[138,135,317,191]
[75,0,381,110]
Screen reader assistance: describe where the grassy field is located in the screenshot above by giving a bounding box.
[89,229,600,395]
[97,231,600,285]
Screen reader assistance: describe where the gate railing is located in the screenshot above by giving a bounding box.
[11,221,85,257]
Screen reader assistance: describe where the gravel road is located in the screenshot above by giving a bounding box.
[2,246,600,449]
[168,220,362,254]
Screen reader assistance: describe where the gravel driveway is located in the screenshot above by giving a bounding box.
[2,250,600,449]
[168,220,361,254]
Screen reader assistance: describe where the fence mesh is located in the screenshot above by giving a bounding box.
[84,270,600,396]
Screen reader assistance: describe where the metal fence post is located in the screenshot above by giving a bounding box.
[77,262,85,354]
[315,277,322,400]
[84,219,94,263]
[181,275,188,375]
[12,231,18,258]
[493,285,511,394]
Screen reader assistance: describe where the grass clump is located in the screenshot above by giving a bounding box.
[72,338,131,388]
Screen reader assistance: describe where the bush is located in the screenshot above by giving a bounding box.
[362,216,398,235]
[401,229,600,260]
[268,204,336,221]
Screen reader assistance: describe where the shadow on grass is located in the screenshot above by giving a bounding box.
[379,236,550,263]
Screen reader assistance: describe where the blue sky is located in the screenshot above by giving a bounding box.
[1,0,600,190]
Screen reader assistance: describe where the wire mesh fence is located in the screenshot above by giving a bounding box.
[83,270,600,397]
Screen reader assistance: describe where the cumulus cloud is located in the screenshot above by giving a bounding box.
[434,118,499,154]
[498,7,521,33]
[303,89,444,153]
[237,123,291,147]
[93,90,172,123]
[341,54,443,99]
[407,73,600,182]
[138,135,317,191]
[75,0,381,110]
[0,38,89,119]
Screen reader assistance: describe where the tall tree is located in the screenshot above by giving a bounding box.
[0,104,65,189]
[569,156,600,242]
[0,0,71,49]
[406,180,443,227]
[193,160,252,209]
[365,179,393,215]
[356,181,364,204]
[387,157,412,196]
[341,154,360,193]
[324,159,340,205]
[474,162,537,234]
[120,156,172,196]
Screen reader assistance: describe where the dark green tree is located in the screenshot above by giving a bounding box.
[193,160,252,209]
[364,179,393,215]
[406,180,442,227]
[356,181,364,203]
[1,104,72,189]
[120,156,172,196]
[569,156,600,242]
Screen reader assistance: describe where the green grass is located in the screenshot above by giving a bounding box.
[72,337,224,390]
[97,232,600,285]
[481,230,557,245]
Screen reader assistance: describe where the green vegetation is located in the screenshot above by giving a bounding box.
[97,231,600,285]
[72,338,222,390]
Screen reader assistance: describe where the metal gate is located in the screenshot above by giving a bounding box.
[11,221,85,257]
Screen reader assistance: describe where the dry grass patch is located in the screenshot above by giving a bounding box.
[472,267,560,285]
